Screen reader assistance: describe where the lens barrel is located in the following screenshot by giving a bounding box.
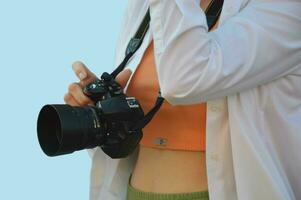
[37,104,104,156]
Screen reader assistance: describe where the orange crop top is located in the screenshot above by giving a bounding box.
[126,41,206,152]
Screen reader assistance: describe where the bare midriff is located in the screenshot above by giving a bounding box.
[127,40,207,152]
[126,0,220,193]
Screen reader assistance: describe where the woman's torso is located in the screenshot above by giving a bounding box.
[126,0,220,193]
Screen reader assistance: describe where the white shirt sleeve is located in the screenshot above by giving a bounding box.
[149,0,301,105]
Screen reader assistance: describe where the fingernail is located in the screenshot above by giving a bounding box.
[78,72,87,80]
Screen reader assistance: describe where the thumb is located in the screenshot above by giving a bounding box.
[72,61,97,87]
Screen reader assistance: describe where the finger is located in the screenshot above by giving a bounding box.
[115,69,132,88]
[64,93,80,106]
[68,83,93,105]
[72,61,97,86]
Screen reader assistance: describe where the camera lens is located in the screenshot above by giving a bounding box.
[37,104,104,156]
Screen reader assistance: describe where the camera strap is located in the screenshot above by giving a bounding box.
[111,0,224,131]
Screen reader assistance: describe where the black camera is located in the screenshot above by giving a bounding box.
[37,72,144,158]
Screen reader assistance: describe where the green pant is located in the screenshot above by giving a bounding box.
[126,176,209,200]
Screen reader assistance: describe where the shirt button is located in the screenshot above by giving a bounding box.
[209,105,221,113]
[209,154,219,161]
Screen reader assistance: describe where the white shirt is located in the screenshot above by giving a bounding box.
[89,0,301,199]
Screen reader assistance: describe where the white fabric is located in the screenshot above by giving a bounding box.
[89,0,301,199]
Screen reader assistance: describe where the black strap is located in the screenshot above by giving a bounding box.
[111,1,224,130]
[205,0,224,29]
[111,9,150,79]
[131,94,165,131]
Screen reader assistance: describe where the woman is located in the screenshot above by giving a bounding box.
[65,0,301,200]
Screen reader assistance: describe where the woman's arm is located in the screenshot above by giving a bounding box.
[149,0,301,105]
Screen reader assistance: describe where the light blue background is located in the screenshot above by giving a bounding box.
[0,1,128,199]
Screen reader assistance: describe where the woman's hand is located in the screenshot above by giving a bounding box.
[64,61,97,106]
[64,61,132,106]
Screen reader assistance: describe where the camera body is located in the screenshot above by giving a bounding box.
[37,72,144,158]
[84,72,145,158]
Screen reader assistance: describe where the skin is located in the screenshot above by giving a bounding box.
[64,61,132,106]
[65,0,217,193]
